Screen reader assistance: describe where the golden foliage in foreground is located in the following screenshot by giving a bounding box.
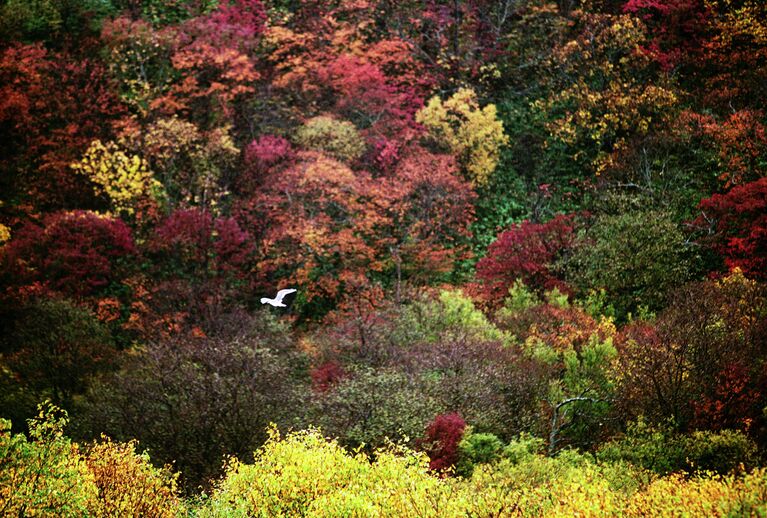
[2,410,766,517]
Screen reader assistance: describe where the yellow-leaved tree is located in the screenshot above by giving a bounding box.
[294,115,366,163]
[72,140,164,218]
[534,13,679,176]
[119,117,238,209]
[416,88,508,186]
[0,224,9,244]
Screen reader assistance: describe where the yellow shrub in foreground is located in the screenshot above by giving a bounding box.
[626,470,767,517]
[464,449,645,517]
[85,437,181,518]
[0,404,182,517]
[0,411,97,517]
[200,426,465,517]
[4,413,767,517]
[202,428,767,517]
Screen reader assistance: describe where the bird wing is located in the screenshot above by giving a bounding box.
[274,288,297,302]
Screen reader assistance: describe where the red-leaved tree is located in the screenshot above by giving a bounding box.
[420,412,467,472]
[251,151,391,314]
[696,177,767,279]
[616,271,767,438]
[623,0,709,72]
[0,44,125,210]
[1,211,135,299]
[310,361,348,393]
[150,208,254,279]
[476,214,577,303]
[384,149,476,287]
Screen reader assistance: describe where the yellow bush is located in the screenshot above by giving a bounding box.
[85,437,181,518]
[466,453,619,516]
[534,15,678,176]
[71,140,164,216]
[416,88,508,186]
[6,409,765,517]
[0,404,183,517]
[626,470,767,517]
[310,447,465,517]
[0,405,98,516]
[201,426,368,516]
[200,426,464,517]
[133,117,237,207]
[465,452,767,517]
[199,424,767,517]
[294,116,366,163]
[0,223,10,243]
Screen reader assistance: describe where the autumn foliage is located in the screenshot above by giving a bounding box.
[697,178,767,279]
[1,0,767,512]
[2,211,134,299]
[420,412,467,472]
[476,214,577,301]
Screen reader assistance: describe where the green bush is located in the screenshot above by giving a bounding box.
[312,368,441,452]
[396,289,510,345]
[563,210,698,320]
[0,0,114,43]
[597,419,758,475]
[456,430,503,476]
[502,433,546,464]
[294,116,366,163]
[1,298,116,426]
[0,403,97,516]
[685,429,759,474]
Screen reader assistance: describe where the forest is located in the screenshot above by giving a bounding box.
[1,0,767,515]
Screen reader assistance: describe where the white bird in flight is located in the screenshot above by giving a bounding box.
[260,288,297,307]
